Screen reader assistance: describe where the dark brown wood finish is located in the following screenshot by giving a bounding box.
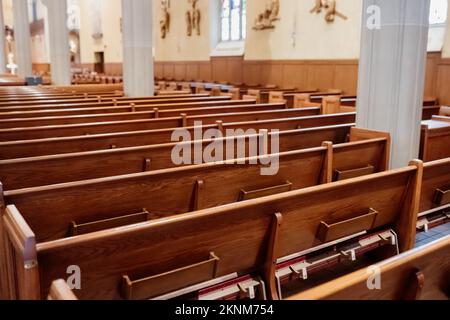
[0,113,356,160]
[3,165,421,300]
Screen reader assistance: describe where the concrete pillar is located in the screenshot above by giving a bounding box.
[357,0,430,168]
[122,0,154,97]
[13,0,33,77]
[43,0,71,85]
[0,0,7,73]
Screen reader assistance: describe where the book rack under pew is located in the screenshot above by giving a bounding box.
[288,235,450,300]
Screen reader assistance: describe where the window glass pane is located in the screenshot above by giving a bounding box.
[230,3,241,40]
[430,0,448,25]
[220,0,246,42]
[221,0,230,41]
[222,18,230,41]
[241,0,246,39]
[221,0,230,18]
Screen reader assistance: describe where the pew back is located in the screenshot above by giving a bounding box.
[3,164,421,300]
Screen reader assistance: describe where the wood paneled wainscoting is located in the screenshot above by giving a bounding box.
[155,53,450,101]
[425,52,450,105]
[155,57,359,95]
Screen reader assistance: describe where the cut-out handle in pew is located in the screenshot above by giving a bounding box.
[239,181,293,201]
[121,252,220,300]
[334,165,375,181]
[317,208,378,243]
[70,209,152,236]
[434,186,450,206]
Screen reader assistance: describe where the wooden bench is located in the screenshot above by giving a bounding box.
[0,92,120,103]
[439,106,450,116]
[422,106,442,120]
[0,101,281,120]
[45,84,123,93]
[288,236,449,300]
[0,107,317,141]
[0,95,231,113]
[0,106,313,131]
[420,116,450,162]
[0,127,389,190]
[0,113,356,160]
[1,162,421,300]
[416,158,450,232]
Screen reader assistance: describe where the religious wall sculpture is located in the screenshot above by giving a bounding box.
[186,0,201,36]
[310,0,348,23]
[252,0,280,31]
[160,0,171,39]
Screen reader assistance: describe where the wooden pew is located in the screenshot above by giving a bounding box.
[416,158,450,232]
[439,106,450,116]
[423,97,438,107]
[288,236,450,300]
[0,130,389,242]
[0,127,389,190]
[322,96,342,114]
[293,94,322,109]
[422,106,442,120]
[48,84,123,93]
[0,101,282,120]
[0,91,121,101]
[0,107,316,141]
[420,116,450,162]
[0,106,315,131]
[283,91,345,108]
[260,88,316,104]
[0,113,356,159]
[0,93,119,103]
[0,96,232,113]
[47,280,78,300]
[1,162,421,300]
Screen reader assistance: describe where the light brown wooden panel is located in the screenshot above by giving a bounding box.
[267,62,284,87]
[282,63,308,89]
[334,64,359,95]
[163,63,175,80]
[227,58,244,84]
[185,63,199,81]
[211,58,228,83]
[424,52,440,99]
[307,64,335,91]
[174,63,187,81]
[198,63,212,82]
[154,64,164,79]
[436,60,450,105]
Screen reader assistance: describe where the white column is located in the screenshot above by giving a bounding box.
[357,0,430,168]
[13,0,32,77]
[122,0,154,97]
[43,0,71,85]
[0,0,7,73]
